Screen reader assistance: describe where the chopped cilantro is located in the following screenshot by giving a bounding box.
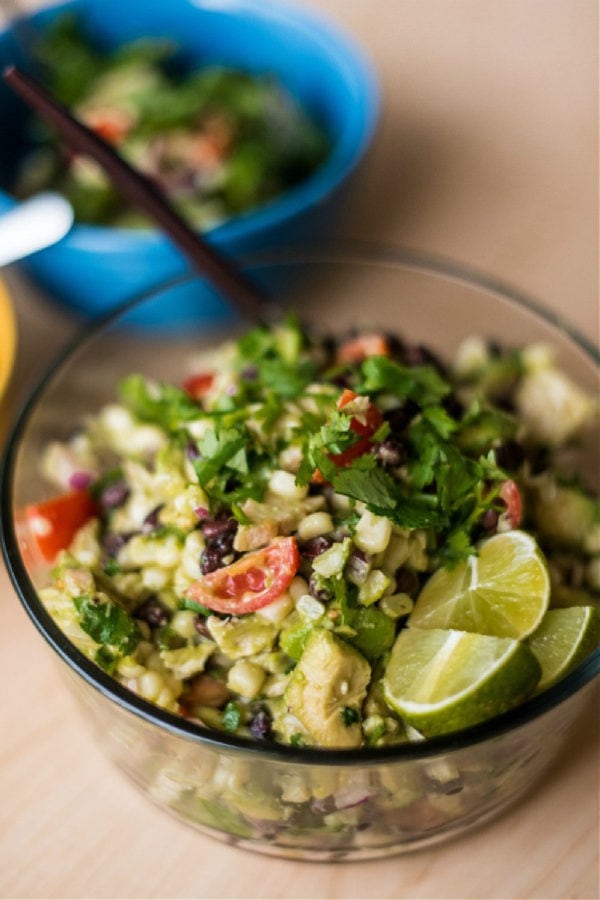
[89,467,124,502]
[331,463,442,529]
[193,423,269,508]
[222,701,242,733]
[234,315,316,401]
[340,706,360,726]
[360,356,449,405]
[257,357,316,400]
[119,374,200,432]
[367,721,386,746]
[180,597,212,617]
[74,594,141,657]
[94,646,117,674]
[156,625,186,651]
[103,558,122,576]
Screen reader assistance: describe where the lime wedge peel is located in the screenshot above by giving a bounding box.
[383,626,541,738]
[528,605,599,692]
[409,531,551,640]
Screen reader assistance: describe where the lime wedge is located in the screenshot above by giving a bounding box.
[383,626,541,737]
[527,606,599,692]
[409,531,550,639]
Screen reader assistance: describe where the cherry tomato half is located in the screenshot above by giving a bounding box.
[336,334,390,364]
[182,372,215,401]
[337,389,384,437]
[184,536,300,615]
[499,479,522,528]
[24,490,98,563]
[313,391,384,482]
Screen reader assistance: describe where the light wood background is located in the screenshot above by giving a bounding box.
[0,1,598,898]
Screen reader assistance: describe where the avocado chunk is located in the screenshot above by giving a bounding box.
[529,483,600,553]
[284,629,371,748]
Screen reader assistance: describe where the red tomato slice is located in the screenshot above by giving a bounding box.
[337,389,384,437]
[183,372,215,400]
[499,479,522,528]
[184,537,300,615]
[313,390,383,480]
[313,391,384,482]
[336,334,390,364]
[24,490,98,563]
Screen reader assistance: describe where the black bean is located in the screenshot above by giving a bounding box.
[495,439,525,472]
[211,532,236,556]
[384,333,406,360]
[402,343,445,373]
[200,546,225,575]
[385,401,419,434]
[443,394,465,420]
[330,371,352,389]
[301,535,334,560]
[249,707,272,740]
[478,508,499,534]
[202,517,238,540]
[135,598,170,627]
[320,335,337,361]
[526,445,550,475]
[372,437,406,468]
[394,568,420,596]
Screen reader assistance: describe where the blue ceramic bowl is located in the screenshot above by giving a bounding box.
[0,0,378,321]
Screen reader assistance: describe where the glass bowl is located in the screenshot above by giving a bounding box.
[1,247,598,861]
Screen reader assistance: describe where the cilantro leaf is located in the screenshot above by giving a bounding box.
[332,465,397,511]
[119,374,199,432]
[332,462,442,528]
[257,357,316,399]
[193,423,268,508]
[422,404,459,439]
[74,595,141,657]
[194,427,247,484]
[360,357,449,405]
[222,701,242,733]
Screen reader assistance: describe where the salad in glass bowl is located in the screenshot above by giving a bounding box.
[3,251,598,859]
[25,313,599,748]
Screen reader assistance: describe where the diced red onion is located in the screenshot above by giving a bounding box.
[68,471,94,490]
[193,506,210,520]
[333,786,373,810]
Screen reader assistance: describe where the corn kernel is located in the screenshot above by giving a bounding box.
[354,511,393,555]
[297,511,334,541]
[227,660,266,699]
[268,469,309,501]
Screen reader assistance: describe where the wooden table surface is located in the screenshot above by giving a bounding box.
[0,1,598,898]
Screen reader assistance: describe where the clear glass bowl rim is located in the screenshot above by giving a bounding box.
[2,240,599,767]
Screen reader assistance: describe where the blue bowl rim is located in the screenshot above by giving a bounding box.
[0,0,380,249]
[1,241,598,767]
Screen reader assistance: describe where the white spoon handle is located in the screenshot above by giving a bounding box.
[0,192,74,266]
